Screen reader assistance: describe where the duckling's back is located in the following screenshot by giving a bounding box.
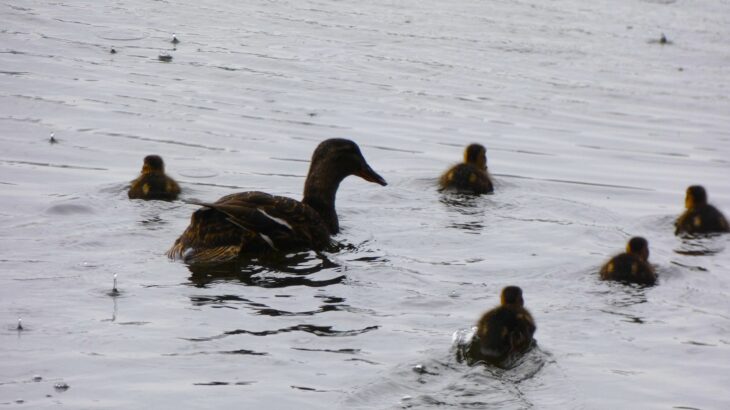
[439,163,493,194]
[600,253,656,285]
[474,305,535,360]
[128,173,180,200]
[675,204,730,235]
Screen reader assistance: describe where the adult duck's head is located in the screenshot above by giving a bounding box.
[141,155,165,174]
[685,185,707,210]
[303,138,387,233]
[626,236,650,261]
[464,143,487,170]
[500,286,524,307]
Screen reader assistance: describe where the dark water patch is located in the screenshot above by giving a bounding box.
[186,251,343,288]
[292,347,361,354]
[0,71,28,76]
[163,349,268,356]
[599,284,650,306]
[185,324,379,342]
[290,385,332,393]
[190,294,350,317]
[673,236,725,256]
[193,381,255,386]
[138,215,168,228]
[681,340,715,347]
[220,349,268,355]
[345,358,380,365]
[191,294,254,308]
[45,203,95,215]
[598,309,645,324]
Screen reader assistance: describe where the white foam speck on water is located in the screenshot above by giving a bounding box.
[1,0,729,409]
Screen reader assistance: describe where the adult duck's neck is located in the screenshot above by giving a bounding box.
[302,170,344,234]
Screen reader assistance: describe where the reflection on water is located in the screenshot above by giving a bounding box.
[440,193,488,233]
[190,292,353,317]
[673,236,725,256]
[593,286,648,324]
[186,250,343,288]
[185,324,379,342]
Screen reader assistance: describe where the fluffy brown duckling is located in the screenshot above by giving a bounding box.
[167,139,387,264]
[599,237,656,286]
[464,286,536,365]
[128,155,181,200]
[439,143,493,194]
[675,185,729,235]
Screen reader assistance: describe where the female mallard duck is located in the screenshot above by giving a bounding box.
[439,143,493,194]
[167,139,387,264]
[462,286,536,365]
[599,237,656,285]
[675,185,729,235]
[128,155,181,200]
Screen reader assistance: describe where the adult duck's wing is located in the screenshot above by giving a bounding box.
[166,200,257,264]
[167,191,330,264]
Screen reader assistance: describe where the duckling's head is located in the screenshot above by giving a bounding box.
[309,139,387,186]
[500,286,524,307]
[626,236,649,261]
[142,155,165,174]
[464,143,487,170]
[685,185,707,209]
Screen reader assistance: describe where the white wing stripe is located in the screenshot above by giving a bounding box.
[257,208,294,231]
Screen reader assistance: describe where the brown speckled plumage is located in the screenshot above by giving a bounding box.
[599,237,656,286]
[675,185,729,235]
[128,155,180,200]
[461,286,536,365]
[439,143,493,194]
[167,139,386,264]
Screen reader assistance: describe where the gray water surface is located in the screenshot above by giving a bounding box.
[1,0,729,408]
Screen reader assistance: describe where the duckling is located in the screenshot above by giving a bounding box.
[167,138,387,264]
[599,237,656,286]
[465,286,536,365]
[439,143,493,194]
[675,185,729,235]
[128,155,181,200]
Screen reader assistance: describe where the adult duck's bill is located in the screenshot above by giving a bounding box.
[357,163,387,186]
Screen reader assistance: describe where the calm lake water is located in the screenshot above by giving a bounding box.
[1,0,729,408]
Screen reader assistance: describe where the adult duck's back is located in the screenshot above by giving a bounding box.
[167,138,386,264]
[167,191,330,263]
